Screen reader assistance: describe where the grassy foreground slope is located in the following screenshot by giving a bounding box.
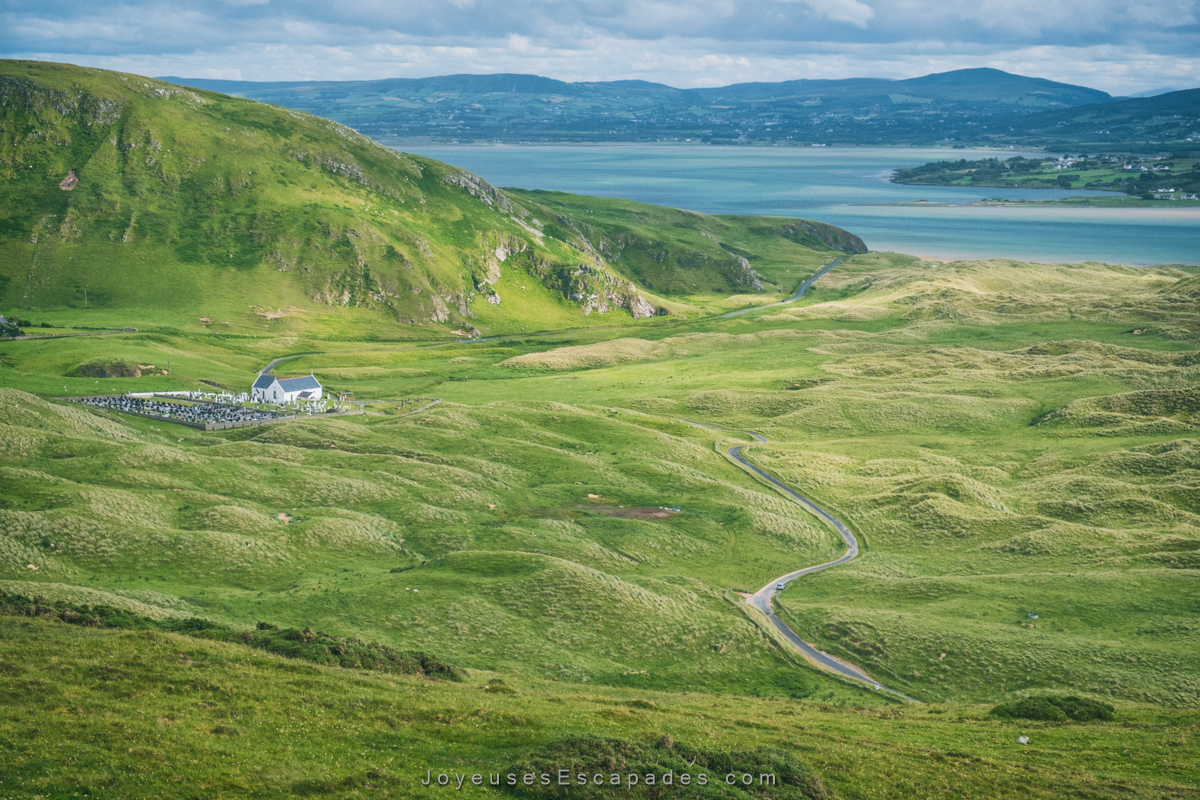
[2,616,1197,800]
[0,60,859,337]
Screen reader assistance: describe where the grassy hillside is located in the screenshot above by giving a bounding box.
[1001,89,1200,152]
[3,616,1197,799]
[0,60,859,338]
[0,380,879,701]
[2,254,1198,708]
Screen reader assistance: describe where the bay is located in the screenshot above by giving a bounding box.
[402,145,1199,266]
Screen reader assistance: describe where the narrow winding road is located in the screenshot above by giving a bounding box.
[684,421,912,700]
[715,258,842,319]
[730,434,914,699]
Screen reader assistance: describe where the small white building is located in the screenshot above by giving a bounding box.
[252,374,323,403]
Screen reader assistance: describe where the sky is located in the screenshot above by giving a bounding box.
[2,0,1199,95]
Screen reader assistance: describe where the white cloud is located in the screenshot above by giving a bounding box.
[784,0,876,27]
[1,0,1197,94]
[13,36,1198,95]
[1128,0,1197,26]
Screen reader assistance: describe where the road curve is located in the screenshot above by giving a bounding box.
[258,354,305,376]
[682,419,911,699]
[715,258,842,319]
[730,436,915,698]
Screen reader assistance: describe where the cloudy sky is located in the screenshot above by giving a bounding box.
[2,0,1198,94]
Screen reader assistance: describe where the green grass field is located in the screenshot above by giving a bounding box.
[4,252,1199,795]
[2,616,1197,799]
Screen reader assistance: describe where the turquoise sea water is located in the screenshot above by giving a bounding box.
[402,145,1200,266]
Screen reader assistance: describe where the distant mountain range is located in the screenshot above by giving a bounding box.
[158,68,1199,151]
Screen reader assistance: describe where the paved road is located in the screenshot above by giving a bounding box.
[731,436,916,699]
[682,419,914,700]
[715,258,842,319]
[258,354,306,376]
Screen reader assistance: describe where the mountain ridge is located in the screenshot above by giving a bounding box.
[152,66,1166,147]
[159,67,1113,105]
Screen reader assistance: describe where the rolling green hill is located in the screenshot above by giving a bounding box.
[3,250,1200,795]
[0,60,860,338]
[2,254,1198,709]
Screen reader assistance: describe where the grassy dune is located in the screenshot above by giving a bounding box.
[0,384,872,701]
[3,242,1200,793]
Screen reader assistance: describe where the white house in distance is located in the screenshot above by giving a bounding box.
[252,374,323,403]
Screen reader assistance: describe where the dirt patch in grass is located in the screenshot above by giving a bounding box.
[579,505,681,521]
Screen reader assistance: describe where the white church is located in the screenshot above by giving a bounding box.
[251,373,323,404]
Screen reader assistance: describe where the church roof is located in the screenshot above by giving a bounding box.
[277,375,322,391]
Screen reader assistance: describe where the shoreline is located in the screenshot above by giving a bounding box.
[856,198,1200,209]
[391,140,1051,152]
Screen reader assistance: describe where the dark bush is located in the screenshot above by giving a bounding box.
[990,697,1069,721]
[1046,696,1115,721]
[484,678,517,695]
[0,589,462,681]
[65,358,140,378]
[990,695,1114,722]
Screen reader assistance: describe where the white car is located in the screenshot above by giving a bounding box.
[776,583,786,591]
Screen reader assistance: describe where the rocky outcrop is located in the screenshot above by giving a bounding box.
[473,233,529,290]
[625,292,658,319]
[577,267,659,320]
[430,294,451,323]
[443,170,512,212]
[290,150,366,184]
[728,254,765,291]
[0,77,123,126]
